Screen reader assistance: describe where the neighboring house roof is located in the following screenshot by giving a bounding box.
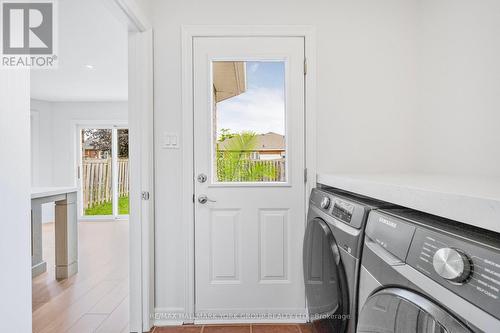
[83,141,97,150]
[218,132,285,152]
[213,61,247,103]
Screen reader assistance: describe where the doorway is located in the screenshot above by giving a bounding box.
[23,0,153,331]
[28,0,153,331]
[78,126,130,219]
[193,36,306,320]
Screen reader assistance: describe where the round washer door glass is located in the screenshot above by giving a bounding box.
[357,288,472,333]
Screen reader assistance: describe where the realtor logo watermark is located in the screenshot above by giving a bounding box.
[1,0,57,68]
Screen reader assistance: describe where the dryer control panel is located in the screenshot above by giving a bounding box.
[311,189,368,229]
[406,223,500,320]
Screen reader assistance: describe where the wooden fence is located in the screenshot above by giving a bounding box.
[82,158,129,209]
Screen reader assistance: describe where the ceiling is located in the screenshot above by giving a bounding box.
[30,0,128,102]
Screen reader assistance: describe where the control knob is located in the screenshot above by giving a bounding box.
[320,197,331,209]
[432,248,472,283]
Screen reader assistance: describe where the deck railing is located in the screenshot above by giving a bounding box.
[216,158,286,182]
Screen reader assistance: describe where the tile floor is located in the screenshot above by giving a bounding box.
[153,324,313,333]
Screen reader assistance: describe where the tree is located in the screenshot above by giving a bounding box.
[216,131,277,182]
[117,129,129,157]
[218,128,235,142]
[83,129,128,157]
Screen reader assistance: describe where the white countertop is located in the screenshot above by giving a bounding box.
[317,173,500,234]
[31,187,78,199]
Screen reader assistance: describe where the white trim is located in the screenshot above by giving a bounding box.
[72,120,128,127]
[153,307,186,327]
[181,25,317,324]
[181,26,195,321]
[152,308,307,327]
[153,319,186,327]
[113,0,151,31]
[78,216,128,222]
[109,1,153,332]
[104,0,151,32]
[111,127,119,216]
[128,29,155,333]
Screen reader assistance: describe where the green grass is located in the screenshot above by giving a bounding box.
[85,196,129,216]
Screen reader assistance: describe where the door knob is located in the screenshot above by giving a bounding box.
[197,173,207,183]
[198,194,216,204]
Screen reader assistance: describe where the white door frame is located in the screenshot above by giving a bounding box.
[181,25,317,321]
[105,1,154,332]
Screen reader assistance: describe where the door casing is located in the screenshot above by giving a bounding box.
[104,1,154,331]
[181,25,317,324]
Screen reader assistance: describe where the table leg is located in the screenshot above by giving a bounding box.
[31,203,47,277]
[54,192,78,279]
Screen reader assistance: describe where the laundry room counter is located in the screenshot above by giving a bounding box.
[317,173,500,234]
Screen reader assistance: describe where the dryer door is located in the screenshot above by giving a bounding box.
[357,288,472,333]
[303,217,349,333]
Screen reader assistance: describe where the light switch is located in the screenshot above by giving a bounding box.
[163,133,171,146]
[162,132,180,149]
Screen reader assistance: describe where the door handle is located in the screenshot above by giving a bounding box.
[198,195,216,204]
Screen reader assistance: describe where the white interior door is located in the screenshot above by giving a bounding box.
[193,36,306,320]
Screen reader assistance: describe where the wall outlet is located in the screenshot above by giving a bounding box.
[162,132,180,149]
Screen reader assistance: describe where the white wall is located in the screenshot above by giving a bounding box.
[31,100,55,187]
[31,100,56,223]
[148,0,419,314]
[416,0,500,177]
[0,70,32,331]
[29,100,128,222]
[50,101,128,186]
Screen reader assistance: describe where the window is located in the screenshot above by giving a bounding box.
[212,61,286,183]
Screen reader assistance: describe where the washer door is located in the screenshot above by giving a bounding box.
[303,217,349,333]
[357,288,472,333]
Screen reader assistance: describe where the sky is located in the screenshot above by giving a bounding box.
[216,61,285,137]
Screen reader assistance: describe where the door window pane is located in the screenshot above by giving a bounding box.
[212,61,286,183]
[81,129,113,216]
[117,129,129,215]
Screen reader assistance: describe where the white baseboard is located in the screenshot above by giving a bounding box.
[153,319,185,327]
[153,307,186,327]
[153,307,307,327]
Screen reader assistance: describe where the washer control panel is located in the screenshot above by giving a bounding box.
[310,189,369,229]
[432,247,472,283]
[331,199,355,224]
[407,227,500,319]
[320,196,331,209]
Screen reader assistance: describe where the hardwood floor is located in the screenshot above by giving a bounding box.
[32,220,129,333]
[153,324,313,333]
